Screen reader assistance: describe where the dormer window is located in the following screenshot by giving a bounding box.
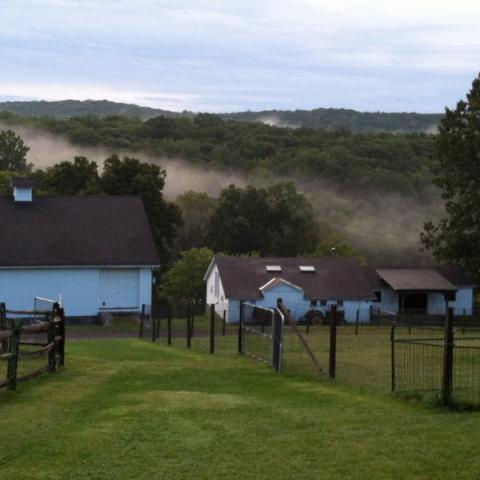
[299,265,315,272]
[266,265,282,272]
[11,178,34,202]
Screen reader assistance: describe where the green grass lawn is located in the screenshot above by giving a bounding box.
[1,339,480,479]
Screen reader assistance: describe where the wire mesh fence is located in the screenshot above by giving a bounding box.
[139,300,480,406]
[241,302,275,366]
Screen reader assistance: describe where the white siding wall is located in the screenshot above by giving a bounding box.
[205,264,229,320]
[0,267,152,317]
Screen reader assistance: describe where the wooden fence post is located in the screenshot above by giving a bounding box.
[390,324,396,392]
[0,303,7,353]
[210,304,215,354]
[47,317,56,373]
[57,307,66,367]
[441,307,454,405]
[329,305,337,379]
[222,310,226,337]
[6,328,19,391]
[355,309,359,335]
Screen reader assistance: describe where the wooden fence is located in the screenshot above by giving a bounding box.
[0,302,65,391]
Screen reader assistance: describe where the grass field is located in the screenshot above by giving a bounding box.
[1,338,480,479]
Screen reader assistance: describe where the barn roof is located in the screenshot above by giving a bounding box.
[211,256,375,300]
[0,195,160,267]
[362,265,476,290]
[376,268,456,292]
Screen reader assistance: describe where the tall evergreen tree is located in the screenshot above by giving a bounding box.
[421,73,480,276]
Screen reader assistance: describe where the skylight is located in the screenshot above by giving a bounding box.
[265,265,282,272]
[299,265,316,272]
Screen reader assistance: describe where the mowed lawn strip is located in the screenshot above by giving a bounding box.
[0,339,479,480]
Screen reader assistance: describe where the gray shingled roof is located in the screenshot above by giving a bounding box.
[376,268,456,291]
[214,256,375,300]
[0,195,159,267]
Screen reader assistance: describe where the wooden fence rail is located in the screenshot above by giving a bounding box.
[0,302,66,391]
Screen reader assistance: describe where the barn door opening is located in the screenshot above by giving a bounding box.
[99,269,140,310]
[400,292,427,314]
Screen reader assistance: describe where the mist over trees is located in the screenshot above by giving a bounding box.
[0,111,435,197]
[421,73,480,276]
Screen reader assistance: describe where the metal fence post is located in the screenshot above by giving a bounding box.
[329,305,337,379]
[441,307,454,405]
[167,307,172,346]
[210,304,215,354]
[139,304,145,338]
[238,301,244,354]
[390,324,396,393]
[222,310,226,337]
[272,308,284,373]
[186,303,191,349]
[462,308,466,335]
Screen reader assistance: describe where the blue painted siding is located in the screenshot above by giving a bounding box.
[225,283,372,324]
[0,267,152,317]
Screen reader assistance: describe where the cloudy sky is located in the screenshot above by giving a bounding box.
[0,0,479,112]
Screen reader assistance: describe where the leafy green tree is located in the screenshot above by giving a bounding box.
[162,247,214,306]
[207,182,319,256]
[0,171,17,193]
[100,155,182,267]
[175,191,216,251]
[421,74,480,276]
[34,156,100,194]
[0,130,30,172]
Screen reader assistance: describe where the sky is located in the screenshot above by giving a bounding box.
[0,0,479,113]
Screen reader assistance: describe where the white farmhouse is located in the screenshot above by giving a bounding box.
[204,256,477,323]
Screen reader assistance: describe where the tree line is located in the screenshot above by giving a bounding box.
[0,110,435,196]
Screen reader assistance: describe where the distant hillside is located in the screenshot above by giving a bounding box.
[221,108,442,134]
[0,99,186,120]
[0,100,443,133]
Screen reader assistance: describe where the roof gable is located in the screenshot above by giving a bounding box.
[259,277,303,292]
[0,195,159,267]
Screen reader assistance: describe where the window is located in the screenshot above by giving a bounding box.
[310,300,317,307]
[337,300,344,307]
[266,265,282,272]
[374,291,382,302]
[214,271,219,297]
[299,266,316,272]
[320,300,327,307]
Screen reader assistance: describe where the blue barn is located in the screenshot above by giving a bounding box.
[0,178,159,320]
